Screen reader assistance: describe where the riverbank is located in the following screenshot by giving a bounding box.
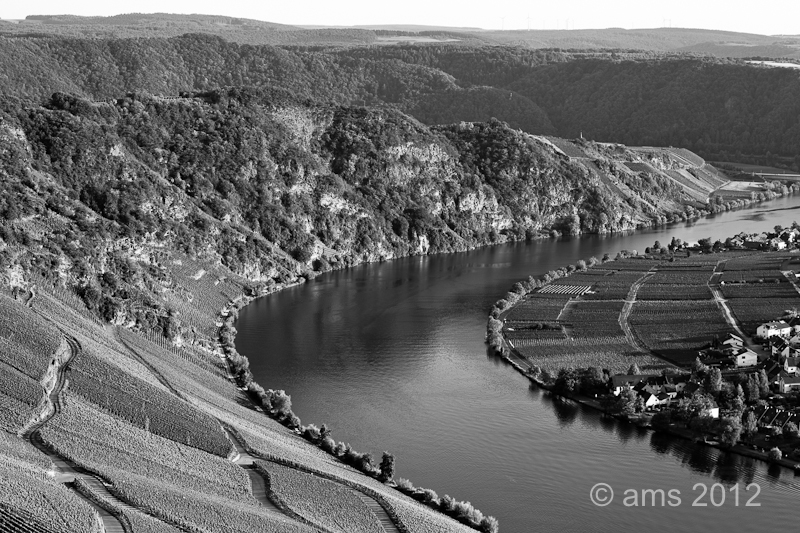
[495,334,800,473]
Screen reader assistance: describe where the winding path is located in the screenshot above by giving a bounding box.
[618,271,655,355]
[17,334,127,533]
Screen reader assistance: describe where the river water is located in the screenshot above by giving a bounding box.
[236,196,800,532]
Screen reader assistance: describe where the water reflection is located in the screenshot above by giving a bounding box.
[237,194,800,532]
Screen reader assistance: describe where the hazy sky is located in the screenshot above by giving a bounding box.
[1,1,797,35]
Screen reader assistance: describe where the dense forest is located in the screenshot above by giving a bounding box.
[1,36,799,163]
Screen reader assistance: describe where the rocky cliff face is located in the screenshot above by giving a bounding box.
[0,88,706,334]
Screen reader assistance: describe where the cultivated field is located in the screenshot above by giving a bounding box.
[506,250,800,371]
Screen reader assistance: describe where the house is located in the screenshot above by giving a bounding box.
[785,356,800,375]
[779,373,800,393]
[683,382,702,396]
[722,333,744,350]
[764,360,783,383]
[788,316,800,334]
[752,404,769,424]
[639,391,670,409]
[760,407,781,427]
[733,348,759,368]
[772,410,791,429]
[772,337,790,358]
[609,374,660,396]
[758,320,792,338]
[770,238,787,251]
[744,240,765,250]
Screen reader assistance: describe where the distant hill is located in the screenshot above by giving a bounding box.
[3,15,800,59]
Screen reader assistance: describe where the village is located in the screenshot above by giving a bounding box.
[602,316,800,461]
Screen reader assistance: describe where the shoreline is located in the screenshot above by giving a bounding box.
[496,336,800,473]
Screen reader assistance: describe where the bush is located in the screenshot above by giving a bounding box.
[420,488,439,506]
[768,447,783,462]
[320,436,336,453]
[480,516,500,533]
[395,478,415,492]
[439,494,456,513]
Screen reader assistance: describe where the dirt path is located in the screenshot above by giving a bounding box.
[781,270,800,296]
[18,336,76,438]
[17,335,127,533]
[618,271,655,355]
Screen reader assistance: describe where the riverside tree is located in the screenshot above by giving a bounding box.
[379,452,395,482]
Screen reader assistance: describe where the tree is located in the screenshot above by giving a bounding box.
[719,416,742,447]
[757,369,770,397]
[730,384,745,414]
[576,259,587,271]
[378,452,395,482]
[704,367,723,396]
[627,363,641,375]
[692,357,709,376]
[783,422,799,440]
[743,410,758,441]
[614,388,638,417]
[768,447,783,462]
[745,374,760,403]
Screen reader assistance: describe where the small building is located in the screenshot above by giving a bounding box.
[785,356,800,375]
[770,238,787,251]
[758,320,792,339]
[779,373,800,394]
[788,316,800,334]
[722,333,744,350]
[733,348,759,368]
[772,337,790,358]
[609,374,660,396]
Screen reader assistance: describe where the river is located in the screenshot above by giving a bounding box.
[236,196,800,532]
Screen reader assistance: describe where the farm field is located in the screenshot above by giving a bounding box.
[727,298,798,335]
[628,300,733,363]
[0,293,62,380]
[40,393,315,533]
[258,461,382,533]
[0,430,101,533]
[504,250,795,371]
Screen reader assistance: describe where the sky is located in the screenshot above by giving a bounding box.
[1,0,797,36]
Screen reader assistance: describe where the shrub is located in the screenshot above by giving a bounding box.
[768,447,783,461]
[420,488,439,506]
[302,424,321,443]
[439,494,456,513]
[395,478,415,492]
[480,516,500,533]
[320,436,336,453]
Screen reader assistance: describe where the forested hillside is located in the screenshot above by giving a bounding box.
[1,35,799,164]
[0,87,734,336]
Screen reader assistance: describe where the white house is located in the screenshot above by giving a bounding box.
[785,356,800,375]
[758,320,792,338]
[779,373,800,393]
[733,349,759,368]
[722,333,744,350]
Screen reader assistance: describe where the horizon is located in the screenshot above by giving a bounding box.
[1,1,798,36]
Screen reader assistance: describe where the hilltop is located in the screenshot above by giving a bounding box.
[0,34,799,167]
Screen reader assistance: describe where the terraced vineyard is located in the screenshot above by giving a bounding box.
[259,461,383,533]
[0,293,62,379]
